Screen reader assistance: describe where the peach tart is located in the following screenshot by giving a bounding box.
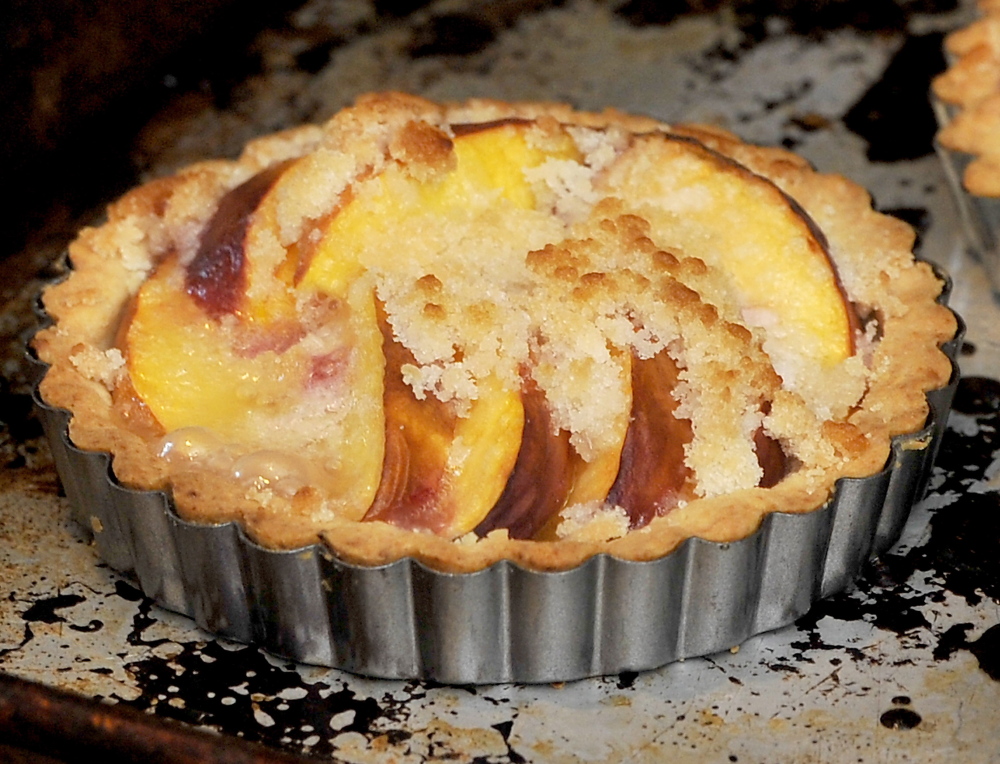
[34,92,957,574]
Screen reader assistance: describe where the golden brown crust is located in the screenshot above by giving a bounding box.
[933,4,1000,197]
[34,92,957,572]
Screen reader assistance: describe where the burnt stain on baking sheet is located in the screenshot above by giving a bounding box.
[116,640,385,757]
[933,622,1000,681]
[111,630,529,760]
[615,0,724,27]
[491,720,528,764]
[4,588,109,661]
[0,622,34,662]
[766,660,801,675]
[626,2,955,163]
[123,596,180,651]
[793,556,932,642]
[618,0,921,35]
[114,579,145,602]
[617,670,639,689]
[735,0,906,39]
[636,0,956,137]
[932,622,974,660]
[793,377,1000,683]
[897,492,1000,608]
[409,13,498,57]
[842,33,947,162]
[407,2,571,59]
[295,41,342,75]
[967,624,1000,681]
[953,375,1000,416]
[909,378,1000,605]
[910,0,961,10]
[879,707,923,729]
[0,390,41,445]
[111,635,527,760]
[68,618,103,633]
[376,0,435,17]
[20,594,87,625]
[151,1,310,112]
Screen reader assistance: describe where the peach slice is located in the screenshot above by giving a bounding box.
[604,349,787,529]
[447,373,528,535]
[473,379,576,540]
[605,134,857,371]
[606,349,696,529]
[299,119,581,292]
[754,406,787,488]
[563,350,633,509]
[126,254,303,439]
[185,159,298,325]
[529,348,634,540]
[477,350,634,542]
[364,314,524,538]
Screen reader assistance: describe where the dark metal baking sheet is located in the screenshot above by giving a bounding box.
[3,0,1000,760]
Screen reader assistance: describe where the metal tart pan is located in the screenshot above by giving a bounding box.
[28,281,962,684]
[932,96,1000,288]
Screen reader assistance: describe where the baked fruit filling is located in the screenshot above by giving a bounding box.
[36,94,956,567]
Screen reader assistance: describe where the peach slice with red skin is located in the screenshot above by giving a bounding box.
[473,378,576,540]
[606,350,696,529]
[185,160,290,319]
[363,308,524,538]
[603,350,786,530]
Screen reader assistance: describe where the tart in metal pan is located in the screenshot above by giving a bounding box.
[30,93,961,682]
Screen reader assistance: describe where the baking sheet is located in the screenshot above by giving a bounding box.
[3,0,1000,761]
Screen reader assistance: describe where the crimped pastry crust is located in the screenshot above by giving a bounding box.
[933,1,1000,197]
[34,93,956,573]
